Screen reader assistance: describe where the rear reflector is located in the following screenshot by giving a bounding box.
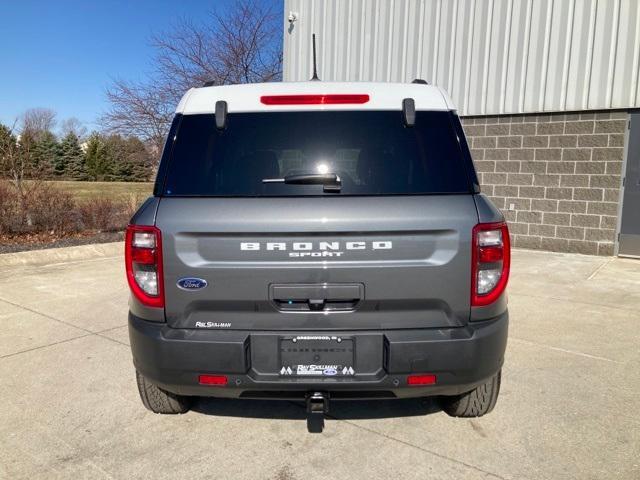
[198,374,228,386]
[407,374,437,386]
[260,94,370,105]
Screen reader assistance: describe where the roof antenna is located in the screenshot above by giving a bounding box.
[310,34,320,81]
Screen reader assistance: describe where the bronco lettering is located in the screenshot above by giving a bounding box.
[240,241,392,251]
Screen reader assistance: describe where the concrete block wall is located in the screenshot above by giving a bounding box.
[462,111,628,256]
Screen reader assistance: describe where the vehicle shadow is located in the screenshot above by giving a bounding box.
[192,396,442,421]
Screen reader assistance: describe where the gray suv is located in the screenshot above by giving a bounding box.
[126,82,509,430]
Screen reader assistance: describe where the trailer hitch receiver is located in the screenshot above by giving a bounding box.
[306,391,329,415]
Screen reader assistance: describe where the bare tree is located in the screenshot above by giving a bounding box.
[59,117,88,140]
[152,1,282,98]
[21,108,57,140]
[102,0,282,161]
[104,80,175,156]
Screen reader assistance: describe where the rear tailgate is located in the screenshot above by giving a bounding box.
[157,195,477,330]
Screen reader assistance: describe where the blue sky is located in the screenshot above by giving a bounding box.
[0,0,282,130]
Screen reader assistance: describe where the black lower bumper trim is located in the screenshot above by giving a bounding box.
[129,312,508,398]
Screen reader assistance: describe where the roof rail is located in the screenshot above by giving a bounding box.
[411,79,429,85]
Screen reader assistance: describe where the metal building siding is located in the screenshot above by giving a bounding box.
[283,0,640,115]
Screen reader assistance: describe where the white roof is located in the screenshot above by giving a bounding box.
[176,81,457,114]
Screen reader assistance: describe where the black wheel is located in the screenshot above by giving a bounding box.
[135,370,191,414]
[440,370,501,418]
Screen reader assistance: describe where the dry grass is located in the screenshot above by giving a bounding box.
[43,181,153,202]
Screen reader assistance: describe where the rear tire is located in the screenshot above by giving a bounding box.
[135,370,191,414]
[440,370,501,417]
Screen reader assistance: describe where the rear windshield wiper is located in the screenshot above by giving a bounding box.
[262,173,341,192]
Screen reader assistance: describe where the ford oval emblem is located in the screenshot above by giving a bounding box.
[177,277,208,291]
[323,367,338,376]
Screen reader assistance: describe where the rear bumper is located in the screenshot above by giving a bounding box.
[128,312,508,399]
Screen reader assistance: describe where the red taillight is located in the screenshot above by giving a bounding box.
[260,94,370,105]
[131,247,156,265]
[407,374,437,386]
[125,225,164,308]
[478,246,503,263]
[471,222,510,307]
[198,374,228,386]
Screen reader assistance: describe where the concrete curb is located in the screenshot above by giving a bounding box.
[0,242,123,268]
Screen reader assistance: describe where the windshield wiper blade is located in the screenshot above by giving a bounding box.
[262,173,341,192]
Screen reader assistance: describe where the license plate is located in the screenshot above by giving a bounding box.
[279,335,355,377]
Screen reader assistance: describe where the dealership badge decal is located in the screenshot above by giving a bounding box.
[279,364,355,376]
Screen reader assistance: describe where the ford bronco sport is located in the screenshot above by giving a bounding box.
[126,81,509,429]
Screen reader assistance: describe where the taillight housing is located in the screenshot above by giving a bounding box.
[471,222,510,307]
[125,225,164,308]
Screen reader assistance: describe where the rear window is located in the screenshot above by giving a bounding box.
[161,111,472,196]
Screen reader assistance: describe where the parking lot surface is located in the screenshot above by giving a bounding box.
[0,243,638,479]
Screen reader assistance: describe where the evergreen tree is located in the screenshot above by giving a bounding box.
[83,132,153,182]
[59,132,86,180]
[104,135,128,181]
[0,124,16,178]
[50,140,66,177]
[125,137,153,181]
[84,133,110,180]
[102,134,153,181]
[0,123,12,142]
[31,131,59,178]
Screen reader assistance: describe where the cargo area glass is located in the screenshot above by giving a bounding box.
[162,110,473,196]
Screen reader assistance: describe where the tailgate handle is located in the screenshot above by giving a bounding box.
[270,284,364,312]
[308,299,326,311]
